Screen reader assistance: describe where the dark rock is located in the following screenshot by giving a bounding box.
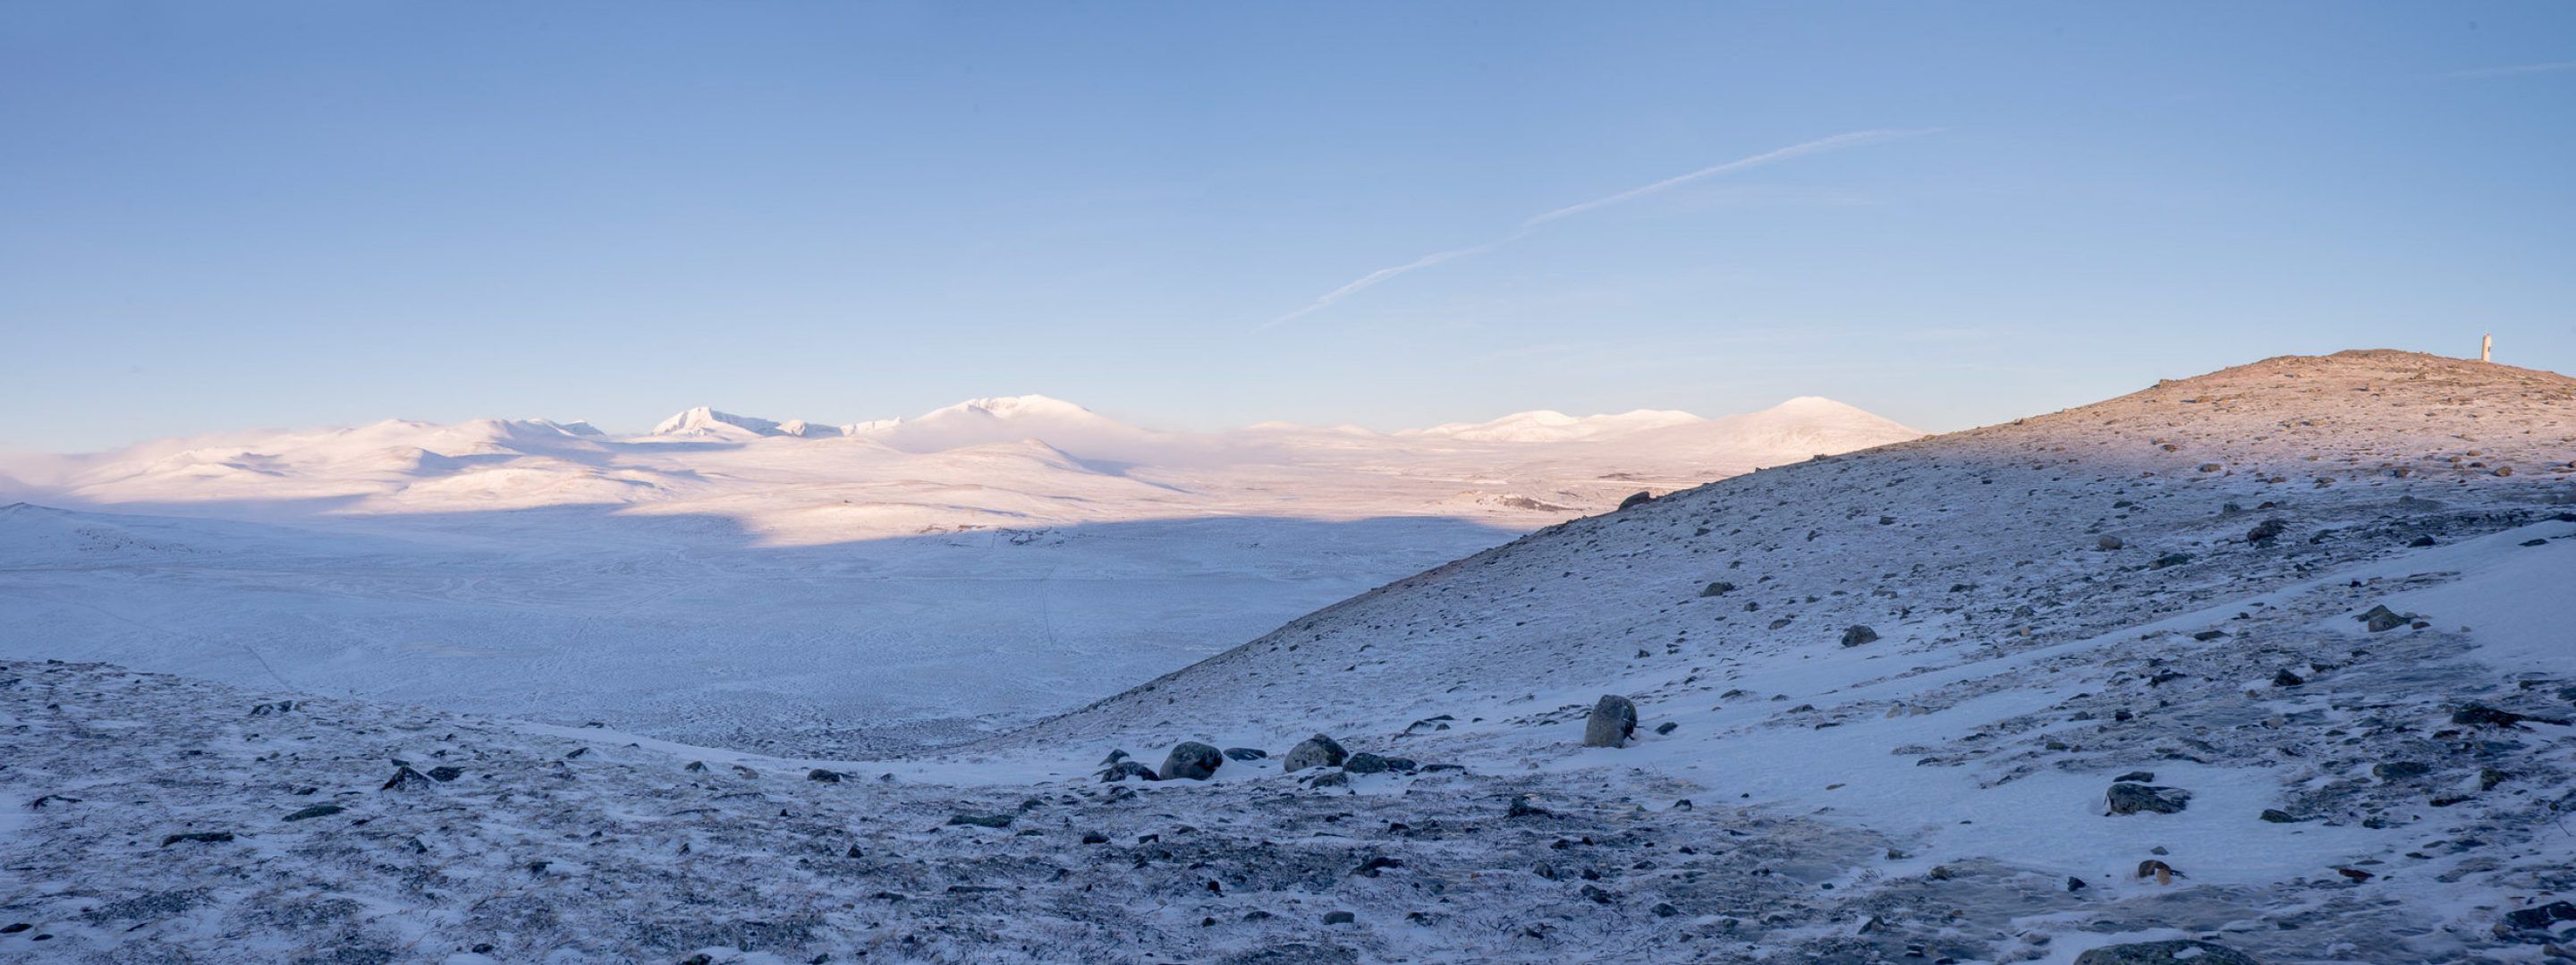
[2259,808,2301,823]
[1099,749,1130,766]
[2151,553,2193,569]
[426,766,464,782]
[379,766,436,791]
[2504,901,2576,931]
[1097,761,1159,783]
[1840,624,1880,648]
[2409,536,2437,547]
[2245,518,2287,543]
[945,813,1013,828]
[2072,940,2258,965]
[1582,694,1639,748]
[2358,605,2406,632]
[1352,856,1402,877]
[1283,733,1349,772]
[1343,752,1393,775]
[1158,741,1224,781]
[1080,832,1108,844]
[1222,747,1267,762]
[2272,670,2305,687]
[2191,630,2227,641]
[2106,783,2190,815]
[1651,902,1680,918]
[2097,535,2124,550]
[159,832,233,847]
[283,804,343,822]
[2453,704,2571,729]
[1308,771,1351,789]
[1616,491,1654,512]
[1323,910,1357,925]
[806,768,843,783]
[2113,771,2155,783]
[2066,876,2088,892]
[1655,721,1678,735]
[2372,761,2431,781]
[1699,581,1735,597]
[1580,884,1616,904]
[1506,795,1553,818]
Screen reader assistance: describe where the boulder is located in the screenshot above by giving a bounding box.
[1158,741,1224,781]
[2073,940,2258,965]
[1583,695,1639,748]
[1283,734,1348,772]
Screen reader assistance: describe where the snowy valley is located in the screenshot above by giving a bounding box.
[4,351,2575,964]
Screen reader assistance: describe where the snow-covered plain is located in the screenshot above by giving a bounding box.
[0,395,1919,753]
[6,351,2576,963]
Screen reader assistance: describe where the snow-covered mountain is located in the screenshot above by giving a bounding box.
[7,351,2574,963]
[10,394,1924,537]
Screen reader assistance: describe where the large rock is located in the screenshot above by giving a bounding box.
[2106,783,2192,815]
[1158,741,1224,781]
[1583,695,1639,748]
[2073,939,2258,965]
[1283,733,1348,773]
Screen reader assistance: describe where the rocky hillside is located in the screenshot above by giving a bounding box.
[1008,351,2575,751]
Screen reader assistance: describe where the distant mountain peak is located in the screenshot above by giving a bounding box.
[650,407,787,438]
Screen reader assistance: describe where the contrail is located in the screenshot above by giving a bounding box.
[1266,128,1938,327]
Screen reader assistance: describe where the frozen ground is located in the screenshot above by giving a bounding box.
[4,351,2575,963]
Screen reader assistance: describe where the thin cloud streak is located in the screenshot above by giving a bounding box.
[2448,60,2576,79]
[1265,128,1940,327]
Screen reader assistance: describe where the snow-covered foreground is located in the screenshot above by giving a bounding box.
[5,351,2576,963]
[0,395,1918,752]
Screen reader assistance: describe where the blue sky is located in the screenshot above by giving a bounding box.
[3,3,2571,452]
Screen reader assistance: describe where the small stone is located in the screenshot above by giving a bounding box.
[1616,491,1653,511]
[283,804,343,822]
[2245,518,2288,543]
[945,813,1013,828]
[2152,553,2193,569]
[1098,760,1159,783]
[2113,771,2156,783]
[2259,808,2301,824]
[2272,670,2305,687]
[806,768,843,783]
[1699,581,1735,597]
[1654,721,1678,735]
[1323,910,1357,925]
[159,832,234,847]
[2106,783,2190,815]
[1222,747,1267,761]
[1343,752,1393,775]
[2372,761,2431,781]
[2097,535,2124,550]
